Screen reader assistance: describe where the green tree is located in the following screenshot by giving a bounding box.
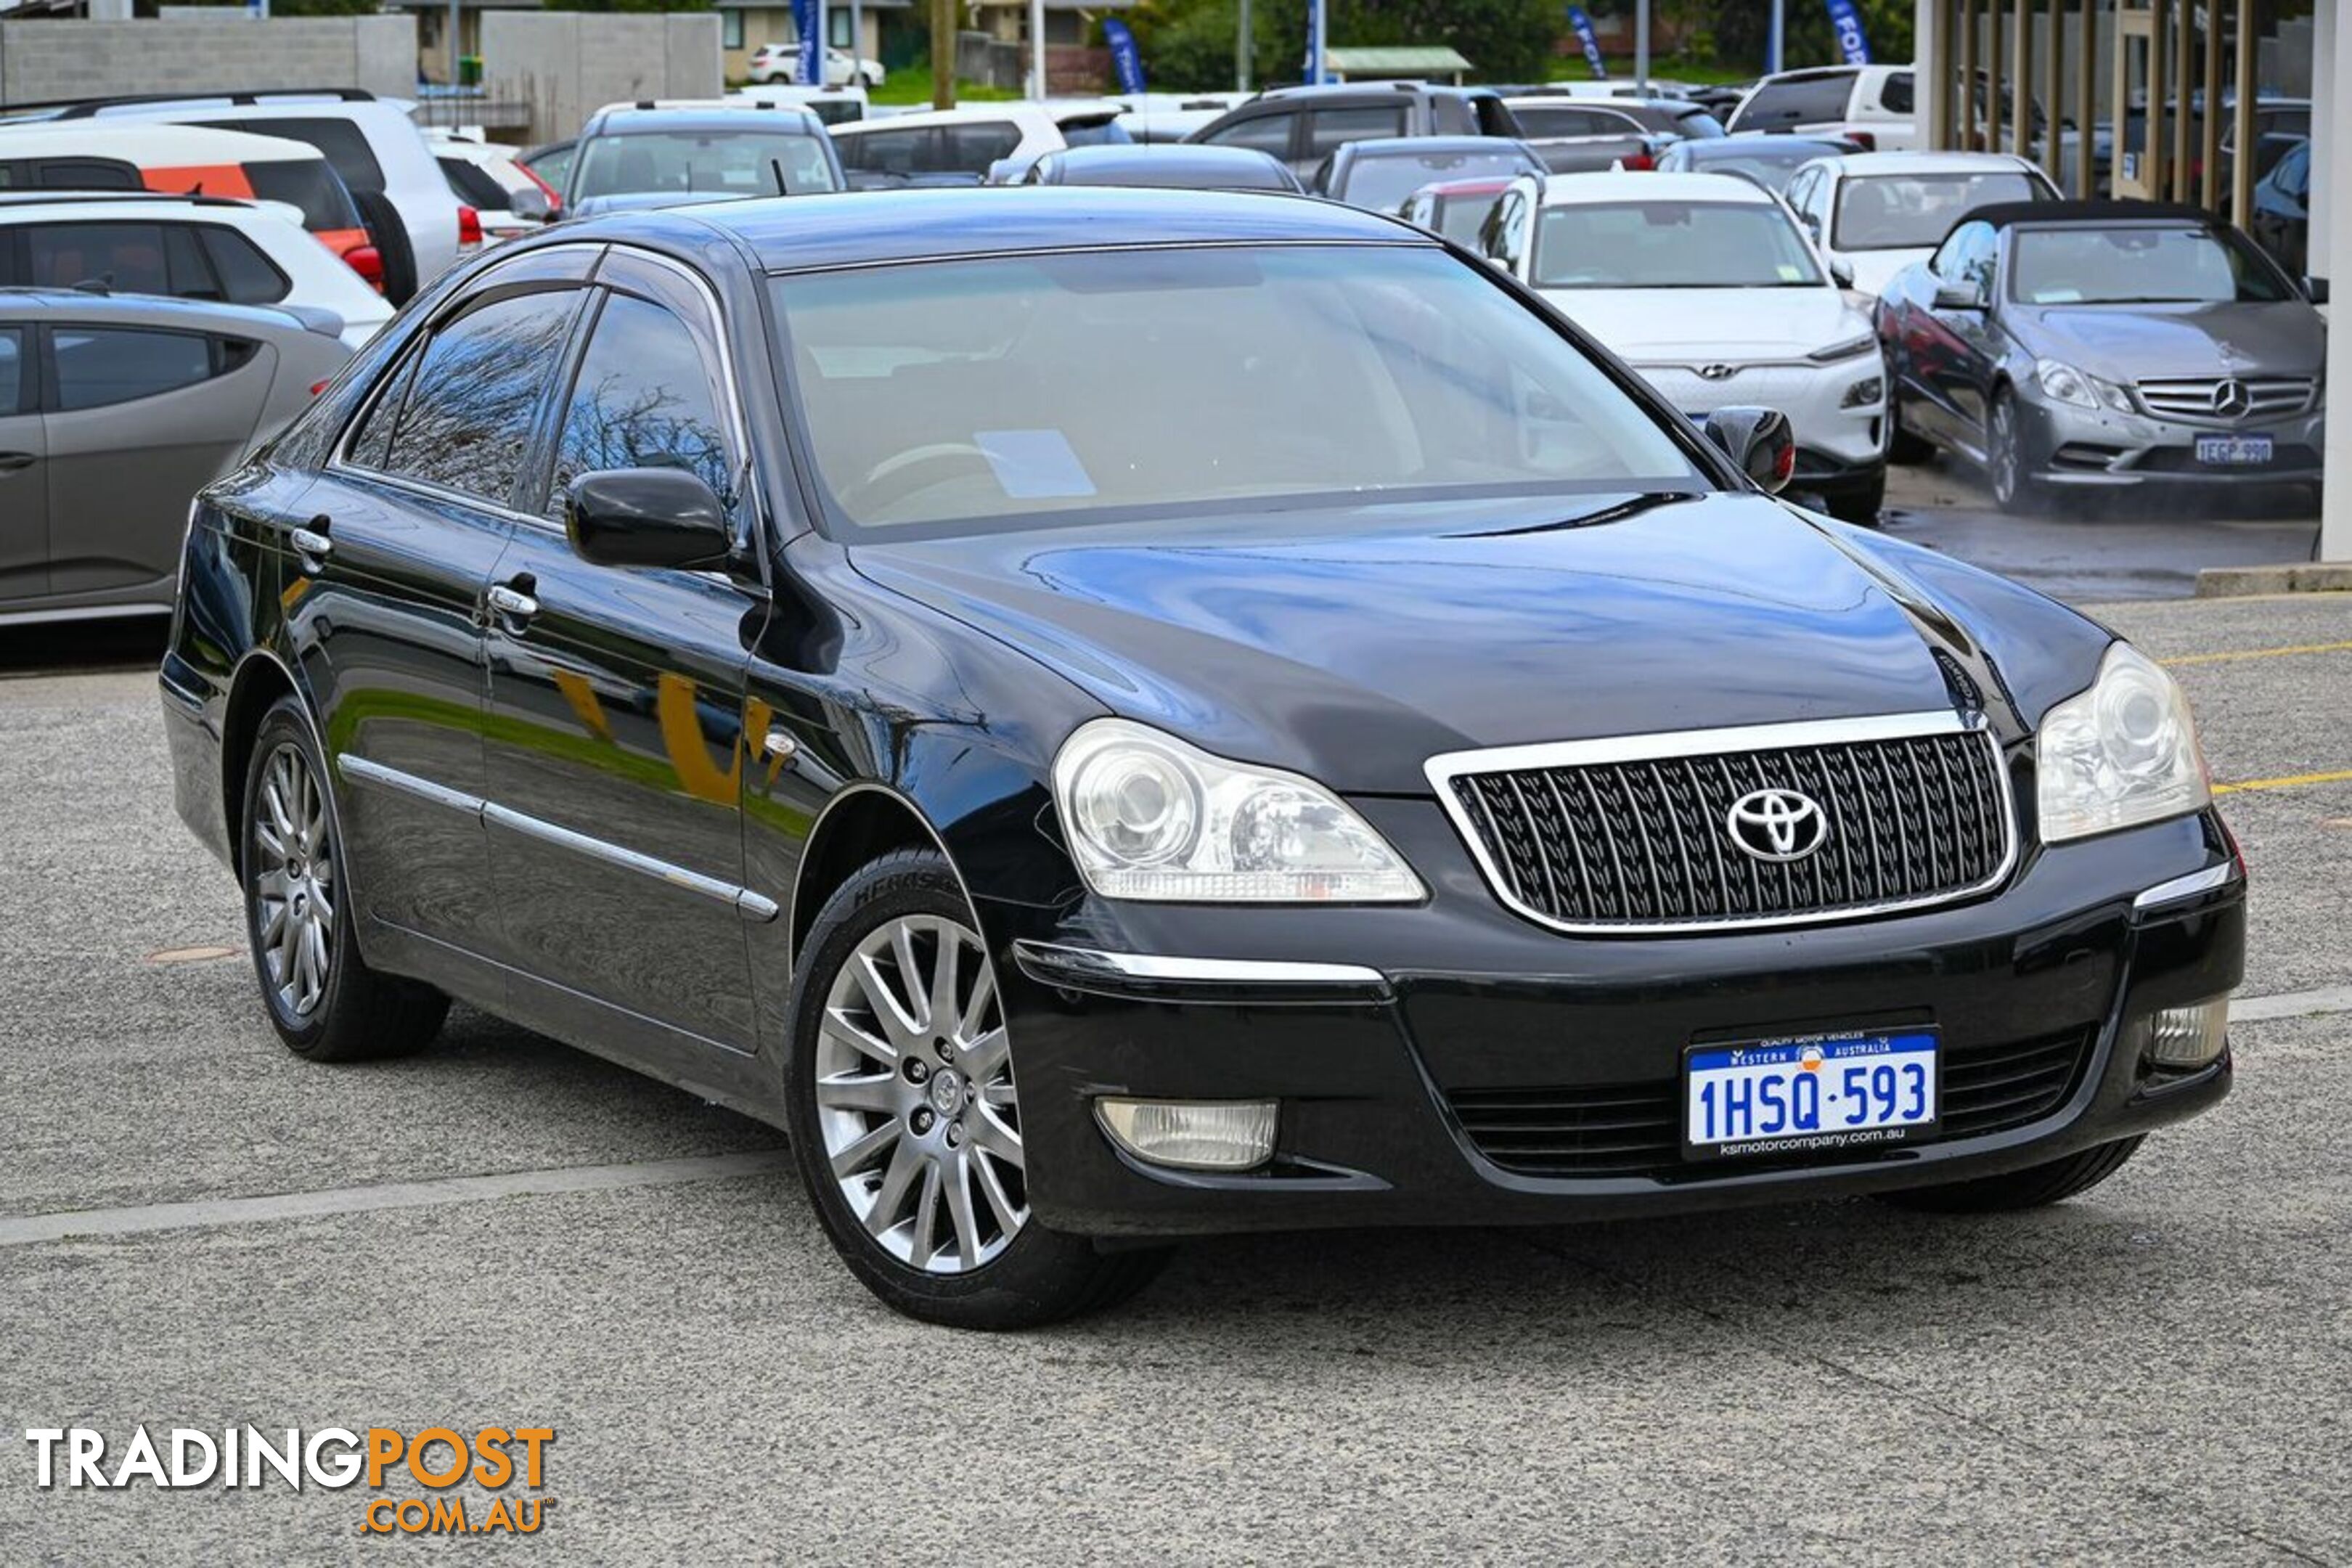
[1127,0,1564,91]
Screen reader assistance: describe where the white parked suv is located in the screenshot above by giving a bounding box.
[832,102,1128,187]
[748,43,884,88]
[0,191,391,348]
[1481,169,1890,522]
[1726,64,1918,151]
[1781,150,2059,298]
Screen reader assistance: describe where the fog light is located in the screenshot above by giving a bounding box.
[1096,1098,1277,1172]
[1841,375,1884,409]
[2135,997,2230,1070]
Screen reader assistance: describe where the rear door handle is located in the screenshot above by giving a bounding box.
[486,581,539,627]
[0,452,36,473]
[290,515,332,573]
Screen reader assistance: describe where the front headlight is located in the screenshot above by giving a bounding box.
[1808,332,1879,364]
[2034,357,2133,413]
[2036,643,2210,843]
[1053,719,1424,902]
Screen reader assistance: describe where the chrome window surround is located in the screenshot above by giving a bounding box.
[1424,710,2020,938]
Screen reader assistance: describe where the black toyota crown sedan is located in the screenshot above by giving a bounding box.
[160,189,2243,1328]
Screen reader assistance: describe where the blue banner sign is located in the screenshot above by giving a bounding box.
[1304,0,1326,85]
[1103,17,1147,95]
[1825,0,1871,65]
[795,0,824,86]
[1567,7,1607,79]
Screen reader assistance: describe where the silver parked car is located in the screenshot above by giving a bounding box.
[0,288,350,624]
[1877,200,2326,512]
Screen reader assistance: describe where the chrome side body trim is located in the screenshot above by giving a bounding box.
[1012,940,1393,1003]
[2133,862,2239,912]
[335,754,779,923]
[1424,711,2021,938]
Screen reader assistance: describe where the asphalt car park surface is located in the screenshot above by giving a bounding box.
[4,575,2348,1561]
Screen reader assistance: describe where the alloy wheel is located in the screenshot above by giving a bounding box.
[1990,399,2020,507]
[814,914,1026,1274]
[250,742,335,1018]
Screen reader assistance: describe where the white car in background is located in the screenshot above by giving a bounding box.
[1726,63,1919,150]
[425,131,559,242]
[747,43,884,88]
[832,101,1129,187]
[1781,150,2061,297]
[732,83,870,126]
[1482,169,1890,522]
[0,191,392,348]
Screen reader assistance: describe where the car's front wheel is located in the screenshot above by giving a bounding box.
[1876,1136,2143,1213]
[240,698,449,1061]
[785,848,1172,1328]
[1986,388,2046,514]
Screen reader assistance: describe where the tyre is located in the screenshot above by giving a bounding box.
[1824,469,1887,527]
[1875,1136,2143,1214]
[784,848,1172,1328]
[353,188,419,307]
[240,698,449,1061]
[1887,393,1934,465]
[1985,388,2047,515]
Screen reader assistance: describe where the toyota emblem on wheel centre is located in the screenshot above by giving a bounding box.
[1726,788,1828,862]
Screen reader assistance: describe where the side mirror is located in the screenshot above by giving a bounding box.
[1829,256,1856,289]
[565,468,732,569]
[2304,274,2329,306]
[1932,279,1985,311]
[1702,407,1797,494]
[510,186,551,223]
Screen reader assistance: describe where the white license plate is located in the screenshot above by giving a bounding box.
[2194,435,2273,465]
[1684,1030,1938,1159]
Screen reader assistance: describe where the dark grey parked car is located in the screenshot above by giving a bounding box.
[0,288,349,624]
[1188,84,1521,179]
[1312,135,1547,212]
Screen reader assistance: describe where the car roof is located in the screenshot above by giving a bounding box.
[595,186,1421,271]
[1341,136,1528,158]
[835,103,1059,133]
[1537,170,1773,205]
[0,122,327,163]
[1040,144,1290,181]
[0,285,318,335]
[586,105,823,136]
[1826,150,2040,176]
[1682,135,1853,156]
[0,190,271,215]
[1251,82,1489,102]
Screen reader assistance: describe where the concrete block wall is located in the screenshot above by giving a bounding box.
[0,17,415,105]
[479,12,722,143]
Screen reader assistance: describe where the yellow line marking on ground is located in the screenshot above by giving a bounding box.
[2162,640,2352,667]
[2212,769,2352,797]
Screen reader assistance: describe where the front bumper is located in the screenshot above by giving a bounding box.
[1643,355,1890,469]
[987,803,2242,1237]
[2020,393,2324,487]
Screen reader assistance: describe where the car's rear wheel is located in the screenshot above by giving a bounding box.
[353,189,419,307]
[240,698,449,1061]
[785,848,1172,1328]
[1876,1136,2144,1213]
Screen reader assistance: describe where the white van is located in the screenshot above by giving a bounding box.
[1726,65,1919,151]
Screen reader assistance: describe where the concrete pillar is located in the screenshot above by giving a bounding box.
[1915,0,1950,150]
[2316,0,2335,282]
[2325,0,2352,560]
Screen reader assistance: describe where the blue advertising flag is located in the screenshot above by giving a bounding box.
[1304,0,1325,85]
[1824,0,1872,65]
[1567,7,1608,79]
[795,0,825,86]
[1103,17,1147,95]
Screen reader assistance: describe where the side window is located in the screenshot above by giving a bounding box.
[23,222,211,299]
[344,341,423,472]
[199,226,290,306]
[33,158,142,190]
[1203,111,1294,158]
[378,290,584,506]
[213,116,387,195]
[0,327,24,417]
[543,293,732,521]
[52,327,217,412]
[1881,72,1915,115]
[1306,106,1409,160]
[1784,168,1816,219]
[836,126,928,174]
[1734,73,1857,131]
[1484,189,1529,271]
[1431,96,1474,134]
[1930,221,1986,278]
[939,121,1021,173]
[440,155,512,211]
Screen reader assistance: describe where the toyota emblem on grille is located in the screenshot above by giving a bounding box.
[1726,788,1827,862]
[2210,378,2253,420]
[1696,363,1738,381]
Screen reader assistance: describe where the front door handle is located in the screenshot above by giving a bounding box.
[289,515,332,573]
[486,581,539,628]
[0,452,36,473]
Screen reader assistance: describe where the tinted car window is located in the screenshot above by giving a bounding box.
[30,158,142,190]
[19,222,207,297]
[2010,224,2292,305]
[0,327,23,416]
[1734,73,1855,130]
[345,342,422,472]
[523,141,576,193]
[1057,117,1132,149]
[378,291,583,505]
[1202,113,1294,157]
[241,157,364,231]
[1306,107,1410,160]
[440,155,511,211]
[544,293,732,520]
[1835,172,2049,250]
[938,122,1023,172]
[1882,72,1915,114]
[574,128,841,198]
[1512,105,1621,138]
[836,126,929,174]
[1340,150,1538,213]
[208,116,386,194]
[52,326,215,412]
[199,226,290,306]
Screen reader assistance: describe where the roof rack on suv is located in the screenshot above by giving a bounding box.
[7,88,380,120]
[0,190,259,211]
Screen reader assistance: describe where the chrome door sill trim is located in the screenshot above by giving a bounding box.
[1011,942,1391,1003]
[2132,862,2239,912]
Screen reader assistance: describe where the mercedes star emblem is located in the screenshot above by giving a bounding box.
[1726,788,1829,862]
[2210,379,2253,420]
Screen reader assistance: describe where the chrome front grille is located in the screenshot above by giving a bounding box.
[1427,715,2015,935]
[2133,375,2316,424]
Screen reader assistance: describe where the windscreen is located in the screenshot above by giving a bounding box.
[1341,150,1532,213]
[1058,116,1134,148]
[240,157,363,231]
[1432,188,1506,245]
[1833,171,2046,250]
[1684,143,1828,191]
[1532,201,1823,288]
[2009,225,2292,304]
[769,244,1704,536]
[573,129,840,200]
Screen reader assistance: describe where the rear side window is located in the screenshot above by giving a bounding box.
[1306,106,1410,160]
[938,122,1021,171]
[1881,73,1915,115]
[199,226,290,306]
[16,222,208,298]
[206,116,386,195]
[1201,112,1294,158]
[1734,73,1857,131]
[1058,117,1130,149]
[2,158,142,190]
[836,126,928,174]
[544,293,732,519]
[52,326,216,412]
[375,290,583,505]
[0,327,24,416]
[345,343,422,471]
[439,155,511,211]
[241,157,363,231]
